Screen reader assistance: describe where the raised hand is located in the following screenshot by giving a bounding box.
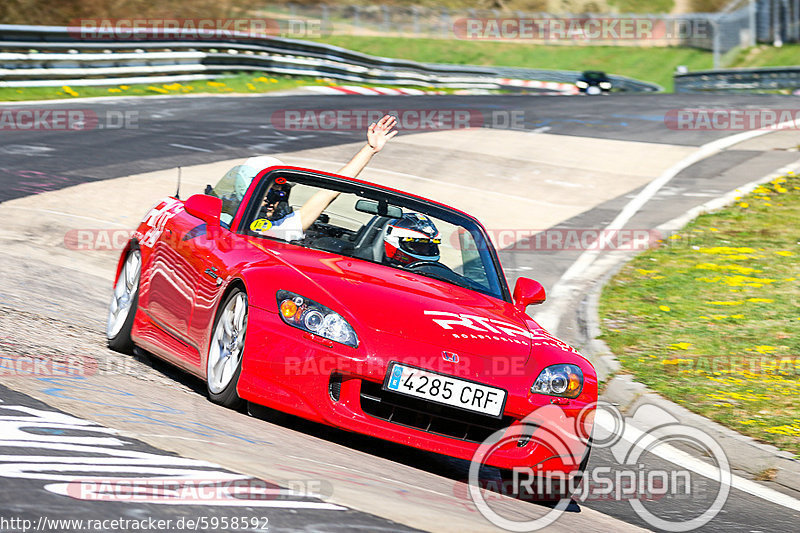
[367,115,399,153]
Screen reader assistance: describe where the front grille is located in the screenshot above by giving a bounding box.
[329,373,342,402]
[359,380,515,443]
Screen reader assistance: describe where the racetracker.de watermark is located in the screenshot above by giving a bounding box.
[665,108,800,131]
[65,477,332,503]
[270,109,526,131]
[0,354,98,377]
[462,228,662,252]
[0,109,138,131]
[69,18,328,39]
[452,17,710,41]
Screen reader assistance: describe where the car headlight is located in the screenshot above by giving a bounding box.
[276,290,358,348]
[575,81,588,88]
[599,81,612,89]
[531,364,583,398]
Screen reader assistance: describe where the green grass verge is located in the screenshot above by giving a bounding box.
[312,35,713,91]
[0,73,324,102]
[599,173,800,456]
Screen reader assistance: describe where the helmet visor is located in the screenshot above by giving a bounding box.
[400,238,440,258]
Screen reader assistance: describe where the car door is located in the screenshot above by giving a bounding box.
[140,205,205,356]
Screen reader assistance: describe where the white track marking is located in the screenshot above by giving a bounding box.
[537,121,800,333]
[168,143,213,153]
[596,413,800,512]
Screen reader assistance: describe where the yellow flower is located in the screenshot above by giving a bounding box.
[108,88,121,93]
[119,85,129,90]
[730,314,744,319]
[207,81,226,87]
[746,298,774,303]
[775,251,793,256]
[708,301,743,306]
[254,76,269,82]
[147,86,169,94]
[659,305,671,312]
[669,342,692,350]
[246,83,256,91]
[738,202,749,208]
[754,345,776,354]
[709,227,719,232]
[62,86,79,97]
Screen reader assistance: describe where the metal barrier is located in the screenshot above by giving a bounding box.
[675,65,800,92]
[0,24,662,92]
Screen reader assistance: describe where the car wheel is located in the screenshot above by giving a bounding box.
[106,248,141,353]
[207,288,248,408]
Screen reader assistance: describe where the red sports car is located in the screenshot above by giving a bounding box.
[107,164,596,482]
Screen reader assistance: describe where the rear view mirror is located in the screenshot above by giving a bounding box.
[355,199,402,218]
[184,194,222,227]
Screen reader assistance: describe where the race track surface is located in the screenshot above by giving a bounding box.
[2,92,800,532]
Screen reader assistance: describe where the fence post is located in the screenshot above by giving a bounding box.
[353,6,360,31]
[712,17,721,68]
[773,0,783,45]
[412,6,420,35]
[749,0,757,46]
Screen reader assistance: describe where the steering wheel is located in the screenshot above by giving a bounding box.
[404,260,452,272]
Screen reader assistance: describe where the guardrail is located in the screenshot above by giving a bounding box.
[674,66,800,92]
[0,24,662,92]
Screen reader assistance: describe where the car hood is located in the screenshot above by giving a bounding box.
[262,246,533,361]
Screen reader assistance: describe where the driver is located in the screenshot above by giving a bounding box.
[256,114,398,241]
[383,213,441,265]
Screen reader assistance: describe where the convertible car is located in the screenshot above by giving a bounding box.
[107,164,596,482]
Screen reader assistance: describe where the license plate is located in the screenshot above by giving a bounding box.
[383,363,507,418]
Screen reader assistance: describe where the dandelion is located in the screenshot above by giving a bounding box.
[747,298,774,303]
[62,86,79,97]
[739,202,749,208]
[147,86,169,94]
[776,251,793,256]
[754,346,777,354]
[108,88,121,93]
[119,85,129,90]
[207,81,226,87]
[669,342,692,350]
[708,301,743,306]
[659,305,671,312]
[246,83,256,91]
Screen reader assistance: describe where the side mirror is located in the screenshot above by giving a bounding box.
[184,194,222,227]
[513,277,546,310]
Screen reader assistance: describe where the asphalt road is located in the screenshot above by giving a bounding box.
[2,92,800,533]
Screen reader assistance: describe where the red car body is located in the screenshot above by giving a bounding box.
[112,166,596,475]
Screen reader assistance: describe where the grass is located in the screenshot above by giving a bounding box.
[599,172,800,456]
[312,36,713,91]
[2,38,798,102]
[0,73,322,101]
[729,43,800,69]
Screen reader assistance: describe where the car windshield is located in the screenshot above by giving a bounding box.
[582,71,607,81]
[239,171,508,301]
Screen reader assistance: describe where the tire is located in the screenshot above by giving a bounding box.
[206,288,248,408]
[106,248,141,353]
